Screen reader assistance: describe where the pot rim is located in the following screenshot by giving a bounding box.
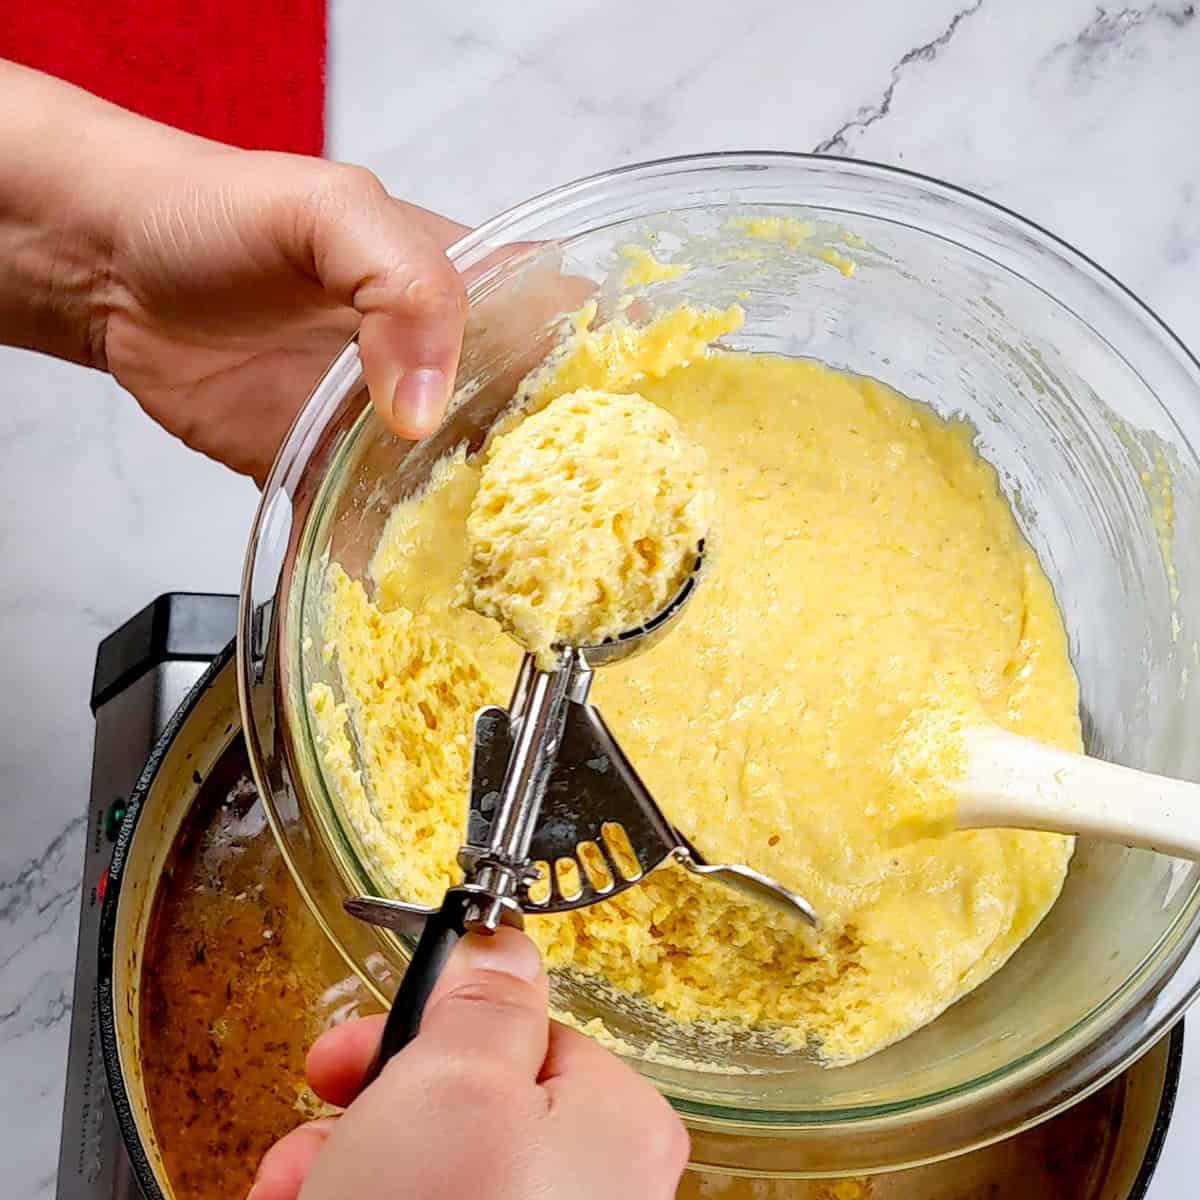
[98,641,1187,1193]
[97,641,235,1200]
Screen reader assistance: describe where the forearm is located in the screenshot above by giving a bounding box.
[0,60,190,368]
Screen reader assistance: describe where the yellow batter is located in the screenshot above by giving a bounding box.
[311,304,1079,1065]
[460,388,713,667]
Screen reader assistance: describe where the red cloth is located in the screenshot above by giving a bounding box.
[2,0,326,155]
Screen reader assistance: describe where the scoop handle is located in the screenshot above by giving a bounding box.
[957,725,1200,860]
[364,891,469,1082]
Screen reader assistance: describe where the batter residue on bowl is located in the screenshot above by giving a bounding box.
[310,302,1080,1065]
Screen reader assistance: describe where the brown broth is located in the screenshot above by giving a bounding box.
[139,740,1128,1199]
[138,737,379,1198]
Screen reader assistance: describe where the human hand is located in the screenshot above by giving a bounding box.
[100,147,470,483]
[1,61,469,483]
[248,928,689,1200]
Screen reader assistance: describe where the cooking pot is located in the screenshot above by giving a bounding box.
[99,646,1185,1198]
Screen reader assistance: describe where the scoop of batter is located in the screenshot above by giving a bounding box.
[460,388,713,667]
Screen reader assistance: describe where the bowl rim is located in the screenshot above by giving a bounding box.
[446,149,1200,378]
[238,150,1200,1172]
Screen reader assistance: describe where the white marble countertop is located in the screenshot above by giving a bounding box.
[2,1,1198,1195]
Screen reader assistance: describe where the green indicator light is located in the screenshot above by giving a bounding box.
[105,800,127,842]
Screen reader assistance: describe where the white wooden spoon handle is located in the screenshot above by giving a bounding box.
[957,725,1200,860]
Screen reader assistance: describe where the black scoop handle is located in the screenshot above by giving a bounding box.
[364,891,470,1083]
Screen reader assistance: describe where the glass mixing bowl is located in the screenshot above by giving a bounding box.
[238,153,1200,1176]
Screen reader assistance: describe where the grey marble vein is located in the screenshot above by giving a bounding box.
[813,0,986,155]
[0,815,84,925]
[508,3,771,161]
[0,974,71,1043]
[1051,2,1196,74]
[0,885,75,975]
[1082,2,1196,42]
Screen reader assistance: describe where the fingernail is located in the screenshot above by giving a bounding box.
[392,367,446,435]
[452,928,542,982]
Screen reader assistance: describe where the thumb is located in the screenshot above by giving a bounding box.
[297,165,468,440]
[408,926,550,1081]
[248,1117,338,1200]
